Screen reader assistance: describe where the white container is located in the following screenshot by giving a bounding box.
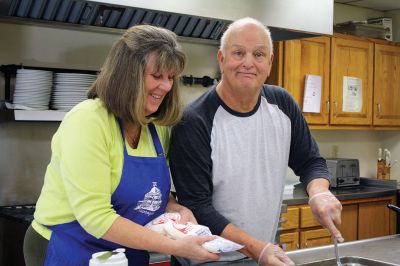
[89,248,128,266]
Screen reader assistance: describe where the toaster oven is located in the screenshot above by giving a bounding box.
[326,158,360,188]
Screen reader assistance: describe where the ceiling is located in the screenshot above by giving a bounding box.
[335,0,400,11]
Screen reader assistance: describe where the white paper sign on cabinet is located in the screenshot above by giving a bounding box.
[343,76,362,112]
[302,74,322,113]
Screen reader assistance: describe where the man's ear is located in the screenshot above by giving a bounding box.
[269,53,274,65]
[266,53,274,76]
[217,50,224,73]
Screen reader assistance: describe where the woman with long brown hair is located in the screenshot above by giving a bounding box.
[23,25,219,266]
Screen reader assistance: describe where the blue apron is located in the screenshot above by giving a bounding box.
[44,121,171,266]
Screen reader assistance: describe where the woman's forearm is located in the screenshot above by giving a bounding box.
[102,216,177,254]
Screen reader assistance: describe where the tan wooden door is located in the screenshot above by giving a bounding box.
[373,44,400,126]
[284,36,330,125]
[300,228,332,248]
[339,204,358,242]
[358,200,391,239]
[330,36,374,125]
[266,41,284,87]
[280,232,299,251]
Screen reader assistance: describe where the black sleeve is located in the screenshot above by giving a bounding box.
[265,85,331,188]
[169,103,230,235]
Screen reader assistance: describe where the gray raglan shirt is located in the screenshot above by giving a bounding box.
[170,84,329,263]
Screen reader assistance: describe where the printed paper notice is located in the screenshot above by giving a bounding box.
[343,76,362,112]
[302,74,322,113]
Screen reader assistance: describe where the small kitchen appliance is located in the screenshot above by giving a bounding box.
[326,158,360,188]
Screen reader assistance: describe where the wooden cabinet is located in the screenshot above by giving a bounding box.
[339,204,358,242]
[300,228,331,249]
[280,196,396,251]
[358,198,393,239]
[278,33,400,129]
[284,36,330,125]
[281,207,299,230]
[330,36,374,126]
[373,44,400,126]
[299,206,332,248]
[266,41,284,87]
[280,231,299,251]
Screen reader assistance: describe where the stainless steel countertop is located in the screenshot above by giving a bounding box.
[287,234,400,265]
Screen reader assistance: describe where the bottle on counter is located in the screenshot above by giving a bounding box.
[89,248,128,266]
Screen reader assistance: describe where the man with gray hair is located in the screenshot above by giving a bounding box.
[170,17,343,265]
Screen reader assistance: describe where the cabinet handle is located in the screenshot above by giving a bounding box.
[377,103,381,118]
[327,101,330,115]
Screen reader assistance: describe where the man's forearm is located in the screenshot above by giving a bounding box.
[306,178,330,197]
[220,223,266,261]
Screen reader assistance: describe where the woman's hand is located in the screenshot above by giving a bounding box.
[171,235,221,262]
[176,206,197,225]
[166,194,197,224]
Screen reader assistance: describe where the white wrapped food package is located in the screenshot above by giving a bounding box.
[164,221,244,253]
[145,212,181,235]
[202,236,244,253]
[164,222,212,239]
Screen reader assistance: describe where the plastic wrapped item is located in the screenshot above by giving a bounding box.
[164,222,212,239]
[146,213,244,253]
[202,236,244,254]
[145,212,181,235]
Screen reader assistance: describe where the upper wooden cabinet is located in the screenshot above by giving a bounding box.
[266,41,284,87]
[284,36,330,125]
[373,44,400,126]
[330,36,374,126]
[277,33,400,129]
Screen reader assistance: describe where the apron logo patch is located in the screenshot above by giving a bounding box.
[134,182,162,215]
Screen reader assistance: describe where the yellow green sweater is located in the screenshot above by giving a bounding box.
[32,98,170,240]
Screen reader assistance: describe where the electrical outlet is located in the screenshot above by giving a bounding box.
[332,145,338,158]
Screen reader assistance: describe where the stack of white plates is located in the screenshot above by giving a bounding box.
[51,73,96,111]
[12,69,53,110]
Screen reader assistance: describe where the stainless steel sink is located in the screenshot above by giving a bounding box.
[298,256,398,266]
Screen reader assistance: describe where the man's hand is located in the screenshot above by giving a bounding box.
[258,243,295,266]
[308,191,343,242]
[307,178,344,242]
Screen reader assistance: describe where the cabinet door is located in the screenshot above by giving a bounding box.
[300,228,331,248]
[373,44,400,126]
[280,232,299,251]
[358,200,391,239]
[330,37,374,125]
[281,207,299,230]
[284,36,330,125]
[266,41,283,86]
[339,204,358,242]
[300,206,320,228]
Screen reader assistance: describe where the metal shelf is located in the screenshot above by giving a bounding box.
[0,109,66,122]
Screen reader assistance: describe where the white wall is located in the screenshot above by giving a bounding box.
[286,130,391,185]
